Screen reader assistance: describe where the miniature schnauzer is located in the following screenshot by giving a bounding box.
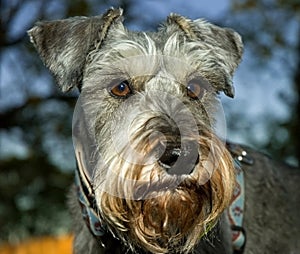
[28,8,300,254]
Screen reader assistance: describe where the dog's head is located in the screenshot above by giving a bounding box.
[29,8,243,253]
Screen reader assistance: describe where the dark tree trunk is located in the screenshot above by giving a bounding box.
[294,26,300,164]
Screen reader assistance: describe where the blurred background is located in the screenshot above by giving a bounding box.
[0,0,299,251]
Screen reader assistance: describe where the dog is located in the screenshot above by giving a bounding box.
[28,8,300,254]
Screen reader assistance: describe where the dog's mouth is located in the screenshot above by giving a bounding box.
[156,140,200,175]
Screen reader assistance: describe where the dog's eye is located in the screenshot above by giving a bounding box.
[109,80,132,98]
[186,78,209,99]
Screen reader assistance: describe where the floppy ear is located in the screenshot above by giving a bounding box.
[28,8,123,92]
[167,14,243,98]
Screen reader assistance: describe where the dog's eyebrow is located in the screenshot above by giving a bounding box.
[83,71,129,90]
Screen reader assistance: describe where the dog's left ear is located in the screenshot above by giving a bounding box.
[167,14,243,98]
[28,8,123,92]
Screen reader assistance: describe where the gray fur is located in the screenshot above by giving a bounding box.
[28,8,123,92]
[241,149,300,253]
[29,8,300,254]
[67,151,300,254]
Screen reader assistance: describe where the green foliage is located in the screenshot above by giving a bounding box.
[0,156,73,243]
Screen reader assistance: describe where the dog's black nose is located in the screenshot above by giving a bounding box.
[159,144,181,168]
[158,141,199,175]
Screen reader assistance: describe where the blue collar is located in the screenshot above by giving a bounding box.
[227,142,254,254]
[75,160,106,238]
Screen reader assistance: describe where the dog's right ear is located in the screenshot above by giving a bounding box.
[166,14,243,98]
[28,8,123,92]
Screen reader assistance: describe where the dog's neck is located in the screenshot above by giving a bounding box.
[74,142,253,253]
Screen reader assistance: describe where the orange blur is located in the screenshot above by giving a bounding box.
[0,235,73,254]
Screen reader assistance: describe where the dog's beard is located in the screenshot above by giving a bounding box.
[94,131,235,254]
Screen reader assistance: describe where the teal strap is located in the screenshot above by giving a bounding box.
[228,159,246,252]
[75,166,106,237]
[226,142,254,253]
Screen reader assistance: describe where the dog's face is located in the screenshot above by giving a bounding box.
[29,8,243,253]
